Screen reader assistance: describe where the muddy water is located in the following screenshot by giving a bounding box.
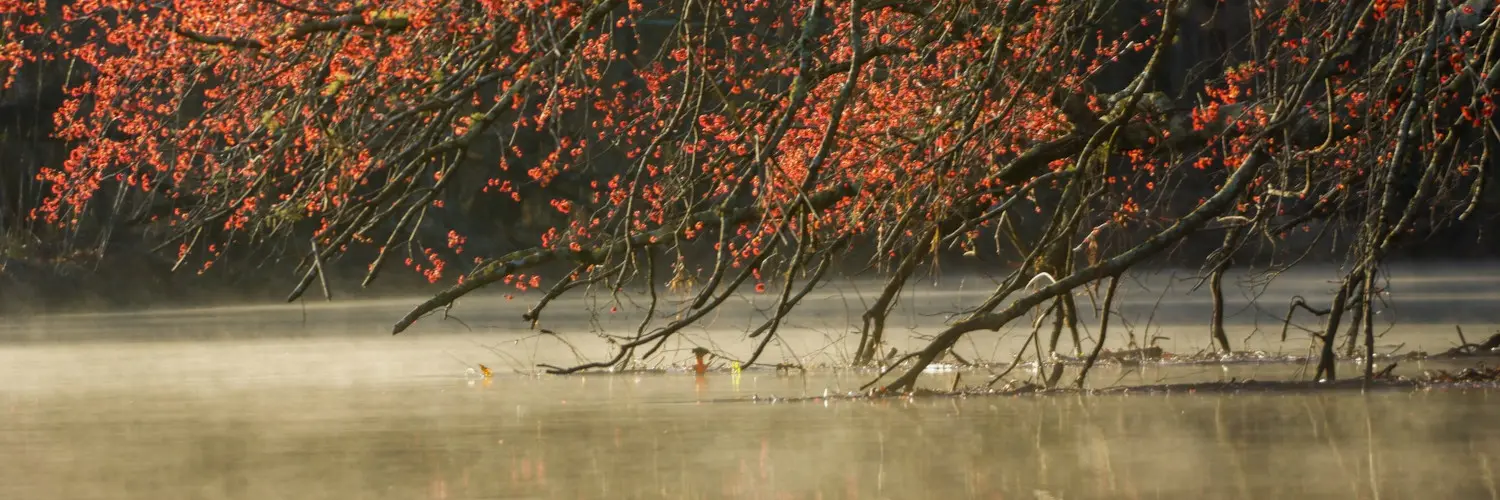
[3,264,1500,498]
[3,364,1498,499]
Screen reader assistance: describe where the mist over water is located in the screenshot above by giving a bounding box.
[3,263,1499,498]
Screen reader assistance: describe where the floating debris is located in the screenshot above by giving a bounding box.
[1421,365,1500,384]
[923,363,961,373]
[1438,332,1500,357]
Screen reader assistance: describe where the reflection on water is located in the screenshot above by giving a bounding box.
[4,263,1500,498]
[3,364,1498,499]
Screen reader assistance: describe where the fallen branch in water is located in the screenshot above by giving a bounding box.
[1443,328,1500,357]
[718,367,1500,404]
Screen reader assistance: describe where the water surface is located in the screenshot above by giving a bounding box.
[4,265,1500,498]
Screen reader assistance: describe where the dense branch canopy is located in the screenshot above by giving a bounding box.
[5,0,1499,386]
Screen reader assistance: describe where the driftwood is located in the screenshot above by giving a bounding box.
[1422,366,1500,384]
[1094,346,1164,363]
[1440,330,1500,357]
[736,369,1499,403]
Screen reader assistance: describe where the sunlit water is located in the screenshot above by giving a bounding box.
[3,264,1500,498]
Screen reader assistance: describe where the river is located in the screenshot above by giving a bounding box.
[3,264,1499,498]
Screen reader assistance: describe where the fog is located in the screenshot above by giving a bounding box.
[2,263,1499,498]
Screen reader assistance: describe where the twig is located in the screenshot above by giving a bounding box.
[1280,295,1331,342]
[860,352,923,392]
[986,327,1038,387]
[1074,275,1120,388]
[311,237,332,301]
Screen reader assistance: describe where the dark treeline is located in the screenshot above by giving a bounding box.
[3,0,1495,314]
